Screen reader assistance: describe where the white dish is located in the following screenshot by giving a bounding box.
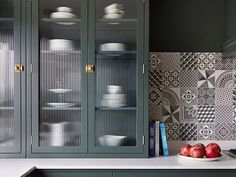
[57,7,73,13]
[103,13,123,20]
[101,94,127,108]
[49,39,73,51]
[99,135,127,146]
[107,85,122,94]
[48,89,72,94]
[46,103,77,107]
[50,12,76,19]
[100,43,125,52]
[177,153,222,162]
[105,3,123,12]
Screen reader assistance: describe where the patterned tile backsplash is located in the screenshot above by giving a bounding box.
[149,52,236,141]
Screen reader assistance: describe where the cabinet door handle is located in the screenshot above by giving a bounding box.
[86,64,95,73]
[14,64,24,72]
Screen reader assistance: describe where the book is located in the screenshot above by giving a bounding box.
[154,121,160,157]
[160,123,169,156]
[149,122,155,157]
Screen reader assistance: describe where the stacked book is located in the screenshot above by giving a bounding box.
[149,121,169,157]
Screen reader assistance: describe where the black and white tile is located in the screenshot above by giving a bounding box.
[162,70,180,88]
[180,70,198,87]
[149,87,162,105]
[181,88,197,105]
[197,53,218,70]
[181,105,198,122]
[215,88,232,105]
[149,52,161,71]
[179,123,197,141]
[149,70,163,88]
[198,88,215,105]
[165,123,180,141]
[161,105,180,123]
[215,105,234,123]
[198,70,215,88]
[161,88,180,106]
[197,105,215,123]
[215,70,233,88]
[215,123,235,140]
[158,52,180,71]
[180,52,199,70]
[197,124,215,140]
[215,57,233,70]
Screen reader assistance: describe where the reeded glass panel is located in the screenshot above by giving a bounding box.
[0,0,15,147]
[39,0,82,147]
[95,0,137,147]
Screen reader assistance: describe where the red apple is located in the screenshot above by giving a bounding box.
[180,144,192,156]
[190,146,205,158]
[205,143,221,158]
[206,143,221,153]
[195,143,205,151]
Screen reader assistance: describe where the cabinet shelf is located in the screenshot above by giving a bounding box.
[96,107,136,111]
[0,107,14,110]
[41,50,81,54]
[0,18,14,22]
[41,18,81,23]
[96,51,136,58]
[41,107,81,111]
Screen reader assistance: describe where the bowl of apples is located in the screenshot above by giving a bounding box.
[178,143,222,162]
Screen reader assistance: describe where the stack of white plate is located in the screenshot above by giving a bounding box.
[50,7,77,25]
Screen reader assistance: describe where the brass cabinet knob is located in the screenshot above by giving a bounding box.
[86,64,95,73]
[14,64,24,72]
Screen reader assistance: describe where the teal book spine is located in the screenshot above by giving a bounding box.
[160,123,169,156]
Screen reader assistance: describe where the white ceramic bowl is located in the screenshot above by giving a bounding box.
[105,3,123,12]
[49,39,73,51]
[57,7,73,13]
[99,135,127,146]
[103,13,123,20]
[107,85,122,94]
[100,43,125,52]
[50,12,76,19]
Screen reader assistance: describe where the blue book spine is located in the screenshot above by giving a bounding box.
[160,123,169,156]
[149,122,155,157]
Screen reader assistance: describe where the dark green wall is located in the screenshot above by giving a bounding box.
[150,0,225,52]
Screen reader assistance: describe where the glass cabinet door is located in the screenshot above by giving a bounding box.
[0,0,22,154]
[30,0,87,154]
[88,0,145,153]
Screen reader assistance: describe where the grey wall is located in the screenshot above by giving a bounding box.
[150,0,225,52]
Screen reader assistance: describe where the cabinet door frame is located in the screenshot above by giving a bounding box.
[87,0,148,156]
[0,0,25,157]
[26,0,88,157]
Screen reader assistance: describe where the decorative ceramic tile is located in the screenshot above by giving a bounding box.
[165,123,180,141]
[158,52,180,71]
[215,88,232,105]
[197,53,218,70]
[233,87,236,106]
[233,106,236,123]
[198,88,215,105]
[215,70,233,88]
[181,105,198,122]
[161,88,180,106]
[179,123,197,141]
[162,69,180,88]
[180,70,198,87]
[215,123,235,140]
[198,70,215,88]
[180,52,199,70]
[149,52,161,71]
[149,104,162,121]
[197,105,215,123]
[215,105,234,123]
[149,70,163,88]
[215,57,233,70]
[197,124,215,140]
[161,105,180,123]
[149,87,162,105]
[181,88,197,105]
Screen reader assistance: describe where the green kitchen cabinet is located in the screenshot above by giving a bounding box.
[26,0,149,157]
[0,0,26,157]
[113,170,236,177]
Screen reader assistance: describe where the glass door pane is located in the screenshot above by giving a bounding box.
[91,0,142,151]
[0,0,21,153]
[36,0,85,150]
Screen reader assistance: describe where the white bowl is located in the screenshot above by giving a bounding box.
[57,7,73,13]
[50,12,76,19]
[103,13,123,20]
[99,135,127,146]
[49,39,73,51]
[105,3,123,12]
[100,43,125,52]
[107,85,122,94]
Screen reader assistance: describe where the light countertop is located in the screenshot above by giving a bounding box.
[1,153,236,177]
